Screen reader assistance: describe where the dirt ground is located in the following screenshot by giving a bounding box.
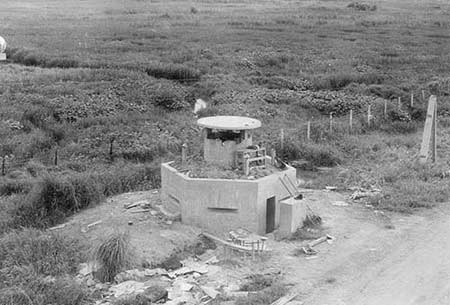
[58,190,201,267]
[266,191,450,305]
[58,189,450,304]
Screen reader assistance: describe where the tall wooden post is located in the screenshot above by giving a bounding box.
[329,113,333,133]
[367,105,372,127]
[306,121,311,141]
[280,129,284,151]
[410,93,414,107]
[422,90,425,101]
[181,143,187,165]
[109,138,114,162]
[398,97,401,109]
[54,149,58,166]
[349,109,353,132]
[384,100,387,118]
[419,96,437,164]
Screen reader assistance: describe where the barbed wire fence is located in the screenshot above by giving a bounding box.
[0,89,447,176]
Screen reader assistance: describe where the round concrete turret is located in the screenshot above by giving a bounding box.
[197,116,261,166]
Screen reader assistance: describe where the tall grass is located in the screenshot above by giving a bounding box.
[95,233,131,282]
[0,229,87,305]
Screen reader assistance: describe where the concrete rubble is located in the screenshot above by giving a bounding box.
[78,249,247,305]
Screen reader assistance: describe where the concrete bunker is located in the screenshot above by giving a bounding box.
[161,116,306,236]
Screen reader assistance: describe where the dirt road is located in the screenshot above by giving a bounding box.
[271,191,450,305]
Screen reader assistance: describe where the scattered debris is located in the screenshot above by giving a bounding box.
[201,285,219,299]
[81,220,103,233]
[124,202,140,209]
[194,98,207,114]
[48,223,67,231]
[331,201,349,207]
[349,187,381,201]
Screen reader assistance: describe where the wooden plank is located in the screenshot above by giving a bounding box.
[270,289,301,305]
[202,232,271,253]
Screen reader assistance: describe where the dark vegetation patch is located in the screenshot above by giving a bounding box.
[312,72,384,91]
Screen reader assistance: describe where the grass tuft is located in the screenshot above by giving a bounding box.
[95,232,131,282]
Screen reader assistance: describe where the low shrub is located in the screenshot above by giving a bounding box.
[240,274,276,292]
[11,173,102,228]
[0,178,33,195]
[312,72,383,90]
[235,283,288,305]
[0,229,85,276]
[145,63,201,82]
[280,141,343,167]
[254,53,291,69]
[6,47,79,69]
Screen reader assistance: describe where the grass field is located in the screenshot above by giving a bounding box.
[0,0,449,303]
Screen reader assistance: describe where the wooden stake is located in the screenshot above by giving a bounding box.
[367,105,371,127]
[1,157,5,176]
[54,149,58,166]
[422,90,425,101]
[329,113,333,133]
[181,143,187,165]
[410,93,414,107]
[306,121,311,141]
[398,97,401,109]
[109,138,114,162]
[349,109,353,132]
[384,100,387,118]
[280,129,284,151]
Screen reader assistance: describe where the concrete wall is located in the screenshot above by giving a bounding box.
[278,197,307,238]
[255,166,297,234]
[161,162,298,236]
[161,163,259,236]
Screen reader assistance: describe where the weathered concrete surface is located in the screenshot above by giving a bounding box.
[278,197,307,238]
[161,162,297,235]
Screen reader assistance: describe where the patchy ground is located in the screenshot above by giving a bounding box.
[55,188,450,304]
[57,190,200,267]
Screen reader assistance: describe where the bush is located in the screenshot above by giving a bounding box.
[312,72,384,90]
[145,63,201,82]
[6,47,79,69]
[95,233,131,282]
[0,178,33,195]
[280,141,343,167]
[0,229,84,276]
[235,283,288,305]
[0,275,87,305]
[11,173,102,228]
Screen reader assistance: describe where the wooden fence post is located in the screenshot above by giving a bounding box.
[1,157,5,176]
[306,121,311,141]
[280,129,284,151]
[181,143,187,165]
[367,105,372,127]
[410,93,414,107]
[349,109,353,132]
[422,90,425,101]
[54,149,58,166]
[109,138,114,162]
[398,97,401,109]
[384,100,387,118]
[329,113,333,133]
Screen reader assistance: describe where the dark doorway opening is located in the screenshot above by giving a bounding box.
[266,196,276,233]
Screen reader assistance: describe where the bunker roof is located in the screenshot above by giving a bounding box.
[197,116,261,130]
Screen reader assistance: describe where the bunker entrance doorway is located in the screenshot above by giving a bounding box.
[266,196,276,233]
